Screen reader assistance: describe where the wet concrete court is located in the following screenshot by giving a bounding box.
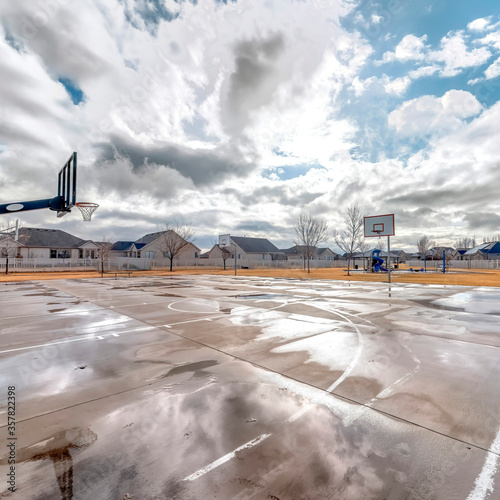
[1,276,500,499]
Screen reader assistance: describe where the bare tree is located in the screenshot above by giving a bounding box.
[416,235,434,257]
[358,239,370,270]
[211,239,232,270]
[455,236,476,249]
[416,235,435,271]
[482,235,500,243]
[220,245,231,270]
[333,203,364,276]
[157,221,195,272]
[0,235,21,274]
[0,219,24,274]
[98,239,113,274]
[294,213,328,273]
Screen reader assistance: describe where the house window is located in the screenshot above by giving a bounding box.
[195,252,199,258]
[79,249,83,259]
[57,250,70,259]
[145,251,155,259]
[50,249,57,259]
[263,254,266,260]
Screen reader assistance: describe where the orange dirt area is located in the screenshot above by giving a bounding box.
[0,265,500,287]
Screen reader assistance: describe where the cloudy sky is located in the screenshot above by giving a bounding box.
[1,0,500,252]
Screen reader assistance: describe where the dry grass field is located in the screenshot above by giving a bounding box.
[1,264,499,286]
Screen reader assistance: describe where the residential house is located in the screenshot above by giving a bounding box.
[280,246,307,261]
[111,241,145,258]
[10,228,100,259]
[222,236,285,261]
[208,244,231,259]
[463,242,500,260]
[134,231,200,260]
[390,249,409,265]
[317,248,339,261]
[427,246,458,260]
[280,246,339,261]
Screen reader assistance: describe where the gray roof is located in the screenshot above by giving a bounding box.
[232,236,280,253]
[280,245,335,256]
[464,242,500,255]
[135,231,167,245]
[280,246,307,255]
[112,241,136,251]
[317,247,336,256]
[134,231,200,251]
[16,228,86,248]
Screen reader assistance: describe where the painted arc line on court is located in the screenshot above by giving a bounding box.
[168,300,221,314]
[466,428,500,500]
[183,433,272,482]
[304,302,364,393]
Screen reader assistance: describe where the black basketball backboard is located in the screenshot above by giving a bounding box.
[57,152,77,217]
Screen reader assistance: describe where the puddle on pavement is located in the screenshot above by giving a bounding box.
[236,293,290,300]
[161,360,219,378]
[431,291,500,315]
[3,427,97,500]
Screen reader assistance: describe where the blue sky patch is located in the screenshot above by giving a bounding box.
[58,78,84,105]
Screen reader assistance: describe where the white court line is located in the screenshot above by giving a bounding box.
[305,303,364,393]
[162,315,226,328]
[467,430,500,499]
[168,300,221,314]
[0,326,155,354]
[0,335,96,354]
[342,344,421,427]
[183,404,314,482]
[182,301,364,483]
[183,433,272,482]
[163,300,288,328]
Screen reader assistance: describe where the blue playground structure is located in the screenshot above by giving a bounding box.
[372,249,388,272]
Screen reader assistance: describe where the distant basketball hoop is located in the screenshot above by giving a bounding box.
[76,202,99,222]
[364,214,396,284]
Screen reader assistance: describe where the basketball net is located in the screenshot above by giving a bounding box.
[76,202,99,222]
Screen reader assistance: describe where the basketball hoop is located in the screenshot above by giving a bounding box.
[76,202,99,222]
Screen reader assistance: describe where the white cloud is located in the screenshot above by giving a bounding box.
[383,75,411,96]
[379,31,492,79]
[1,0,500,249]
[476,32,500,51]
[484,57,500,80]
[381,34,427,63]
[388,90,482,138]
[429,32,492,77]
[467,17,492,32]
[350,76,376,96]
[408,65,439,79]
